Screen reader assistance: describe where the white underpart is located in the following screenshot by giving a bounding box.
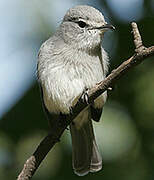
[39,43,108,114]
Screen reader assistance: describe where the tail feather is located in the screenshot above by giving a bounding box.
[90,139,102,172]
[70,109,102,176]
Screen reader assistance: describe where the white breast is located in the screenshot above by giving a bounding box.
[39,44,108,114]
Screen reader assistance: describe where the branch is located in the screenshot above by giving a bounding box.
[131,22,147,53]
[17,22,154,180]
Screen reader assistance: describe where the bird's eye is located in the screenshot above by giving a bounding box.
[77,21,87,28]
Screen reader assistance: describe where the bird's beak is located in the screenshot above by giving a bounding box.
[102,24,115,30]
[96,24,115,30]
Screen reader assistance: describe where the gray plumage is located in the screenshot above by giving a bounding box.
[37,5,113,176]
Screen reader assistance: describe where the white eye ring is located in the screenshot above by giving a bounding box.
[77,21,87,28]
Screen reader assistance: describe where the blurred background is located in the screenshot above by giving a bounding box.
[0,0,154,179]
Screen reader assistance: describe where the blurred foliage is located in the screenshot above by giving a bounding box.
[0,0,154,179]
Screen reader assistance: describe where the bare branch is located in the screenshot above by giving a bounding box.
[131,22,147,53]
[17,22,154,180]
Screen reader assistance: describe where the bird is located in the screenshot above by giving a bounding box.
[37,5,114,176]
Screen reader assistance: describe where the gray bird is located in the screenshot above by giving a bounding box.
[37,5,114,176]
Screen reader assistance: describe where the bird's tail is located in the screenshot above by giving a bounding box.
[70,110,102,176]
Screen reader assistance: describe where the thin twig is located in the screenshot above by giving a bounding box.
[131,22,147,53]
[17,22,154,180]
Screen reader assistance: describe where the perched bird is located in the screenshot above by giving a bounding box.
[37,5,114,176]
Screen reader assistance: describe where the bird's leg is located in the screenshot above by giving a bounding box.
[81,88,90,104]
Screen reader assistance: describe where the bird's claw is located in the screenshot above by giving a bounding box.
[81,89,90,104]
